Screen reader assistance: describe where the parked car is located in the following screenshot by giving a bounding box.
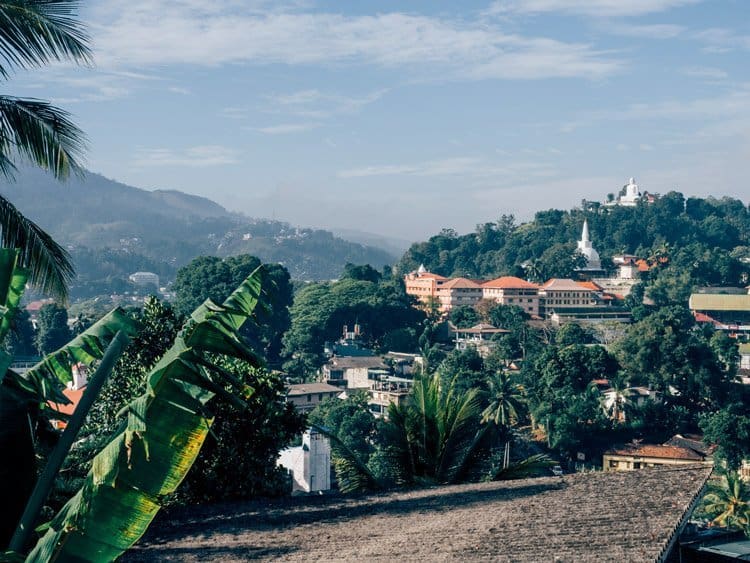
[551,465,564,476]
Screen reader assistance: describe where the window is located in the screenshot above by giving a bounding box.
[307,394,312,401]
[318,393,323,401]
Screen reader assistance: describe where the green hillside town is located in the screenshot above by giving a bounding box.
[2,1,750,562]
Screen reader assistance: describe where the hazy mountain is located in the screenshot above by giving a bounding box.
[330,228,412,257]
[0,167,396,290]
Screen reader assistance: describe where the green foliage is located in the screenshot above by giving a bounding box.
[26,267,268,561]
[397,193,750,291]
[616,305,732,423]
[34,303,71,355]
[379,372,487,486]
[172,255,292,363]
[449,305,480,328]
[696,470,750,535]
[282,276,425,376]
[175,363,305,504]
[700,402,750,470]
[3,309,36,356]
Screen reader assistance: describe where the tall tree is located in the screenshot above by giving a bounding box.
[34,302,71,354]
[0,0,91,300]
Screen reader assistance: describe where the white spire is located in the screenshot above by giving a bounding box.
[581,219,590,243]
[577,219,601,270]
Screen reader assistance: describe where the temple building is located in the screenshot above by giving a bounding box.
[575,220,606,278]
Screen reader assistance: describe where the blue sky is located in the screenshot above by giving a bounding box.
[11,0,750,241]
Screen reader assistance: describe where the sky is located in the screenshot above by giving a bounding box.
[11,0,750,242]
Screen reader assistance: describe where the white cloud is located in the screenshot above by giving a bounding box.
[168,86,191,95]
[87,2,621,81]
[338,156,558,181]
[694,28,750,53]
[608,23,684,39]
[487,0,700,18]
[681,66,728,80]
[133,145,241,167]
[253,123,318,134]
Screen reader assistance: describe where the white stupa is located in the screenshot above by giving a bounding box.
[577,220,602,271]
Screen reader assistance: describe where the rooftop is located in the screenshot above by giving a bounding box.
[440,277,482,290]
[326,356,388,370]
[605,443,707,461]
[286,383,342,397]
[689,293,750,312]
[481,276,539,289]
[542,278,596,291]
[125,465,711,562]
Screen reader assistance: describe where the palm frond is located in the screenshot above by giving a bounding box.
[0,0,91,78]
[0,96,86,179]
[490,453,557,481]
[0,194,73,300]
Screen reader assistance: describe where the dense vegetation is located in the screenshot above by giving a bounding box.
[398,193,750,288]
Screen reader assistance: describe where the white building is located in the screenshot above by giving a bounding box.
[277,428,331,493]
[576,220,603,272]
[128,271,160,288]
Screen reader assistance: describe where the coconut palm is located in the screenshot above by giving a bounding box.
[699,469,750,532]
[0,0,91,299]
[481,370,525,427]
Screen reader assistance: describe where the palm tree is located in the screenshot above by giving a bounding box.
[482,370,525,469]
[385,372,487,486]
[699,469,750,532]
[0,0,91,299]
[481,370,525,427]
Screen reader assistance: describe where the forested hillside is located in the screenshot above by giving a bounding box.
[397,193,750,289]
[0,167,396,295]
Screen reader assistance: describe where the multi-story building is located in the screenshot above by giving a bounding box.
[403,265,447,308]
[286,383,342,413]
[481,276,540,316]
[436,277,483,311]
[539,279,630,323]
[690,287,750,338]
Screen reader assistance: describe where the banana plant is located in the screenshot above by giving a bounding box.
[0,249,140,550]
[26,266,266,562]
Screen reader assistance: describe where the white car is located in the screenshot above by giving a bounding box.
[551,465,564,476]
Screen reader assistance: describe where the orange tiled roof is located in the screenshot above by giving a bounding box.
[482,276,539,289]
[576,281,603,291]
[48,386,86,429]
[416,271,446,280]
[441,277,481,289]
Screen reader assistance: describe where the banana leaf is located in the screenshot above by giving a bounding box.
[26,267,266,562]
[0,249,29,344]
[0,249,141,550]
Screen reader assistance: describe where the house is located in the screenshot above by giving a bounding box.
[600,385,659,422]
[286,383,342,413]
[128,465,712,562]
[277,428,331,493]
[481,276,540,316]
[603,434,714,472]
[368,378,412,418]
[452,322,509,357]
[321,355,389,389]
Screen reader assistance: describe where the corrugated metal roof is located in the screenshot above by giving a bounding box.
[689,293,750,311]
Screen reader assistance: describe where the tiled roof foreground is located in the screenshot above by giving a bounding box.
[125,465,711,563]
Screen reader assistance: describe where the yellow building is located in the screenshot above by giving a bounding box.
[481,276,540,316]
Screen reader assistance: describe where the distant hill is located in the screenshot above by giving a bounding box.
[0,167,396,293]
[330,228,412,257]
